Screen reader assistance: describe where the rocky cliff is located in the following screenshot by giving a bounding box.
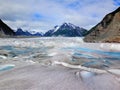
[0,19,15,37]
[84,7,120,43]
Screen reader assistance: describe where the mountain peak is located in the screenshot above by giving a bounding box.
[62,22,74,26]
[44,22,87,37]
[17,28,23,31]
[63,22,68,24]
[61,22,78,30]
[62,22,69,26]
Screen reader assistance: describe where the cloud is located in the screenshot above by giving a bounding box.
[0,0,119,32]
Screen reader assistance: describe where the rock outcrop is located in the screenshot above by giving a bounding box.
[84,7,120,43]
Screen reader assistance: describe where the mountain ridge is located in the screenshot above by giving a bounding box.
[44,22,88,37]
[84,7,120,43]
[0,19,15,37]
[15,28,43,36]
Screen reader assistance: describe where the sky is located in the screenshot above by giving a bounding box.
[0,0,120,33]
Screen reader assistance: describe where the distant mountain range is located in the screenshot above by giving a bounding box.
[84,7,120,43]
[44,23,87,37]
[0,19,88,37]
[1,6,120,42]
[15,28,43,36]
[0,19,15,37]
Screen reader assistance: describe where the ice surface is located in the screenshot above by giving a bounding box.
[0,64,15,71]
[0,55,7,59]
[80,71,96,78]
[0,37,120,70]
[0,37,120,90]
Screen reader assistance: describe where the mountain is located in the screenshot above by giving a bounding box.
[44,23,87,37]
[44,26,58,36]
[15,28,42,36]
[0,19,15,37]
[84,7,120,43]
[15,28,30,36]
[33,32,43,36]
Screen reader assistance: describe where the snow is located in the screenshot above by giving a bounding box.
[53,26,60,33]
[0,55,7,59]
[52,23,78,33]
[80,71,95,78]
[0,38,120,90]
[108,69,120,75]
[0,37,120,71]
[100,43,120,51]
[68,23,76,29]
[48,52,57,56]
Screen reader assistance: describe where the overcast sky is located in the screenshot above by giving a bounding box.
[0,0,120,32]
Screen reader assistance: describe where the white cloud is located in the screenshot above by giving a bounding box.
[0,0,118,32]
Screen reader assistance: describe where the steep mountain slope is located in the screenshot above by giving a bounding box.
[44,23,87,37]
[0,19,15,37]
[44,29,54,36]
[84,7,120,43]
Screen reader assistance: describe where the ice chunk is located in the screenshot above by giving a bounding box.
[48,52,57,56]
[108,69,120,75]
[80,71,95,78]
[0,55,7,59]
[0,64,15,71]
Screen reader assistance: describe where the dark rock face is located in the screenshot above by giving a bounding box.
[0,19,15,37]
[44,30,54,36]
[44,23,87,37]
[15,28,27,36]
[15,28,31,36]
[84,7,120,43]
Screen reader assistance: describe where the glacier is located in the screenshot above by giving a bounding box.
[0,37,120,90]
[0,37,120,70]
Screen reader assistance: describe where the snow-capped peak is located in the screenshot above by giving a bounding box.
[62,22,68,26]
[61,22,77,29]
[44,22,88,37]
